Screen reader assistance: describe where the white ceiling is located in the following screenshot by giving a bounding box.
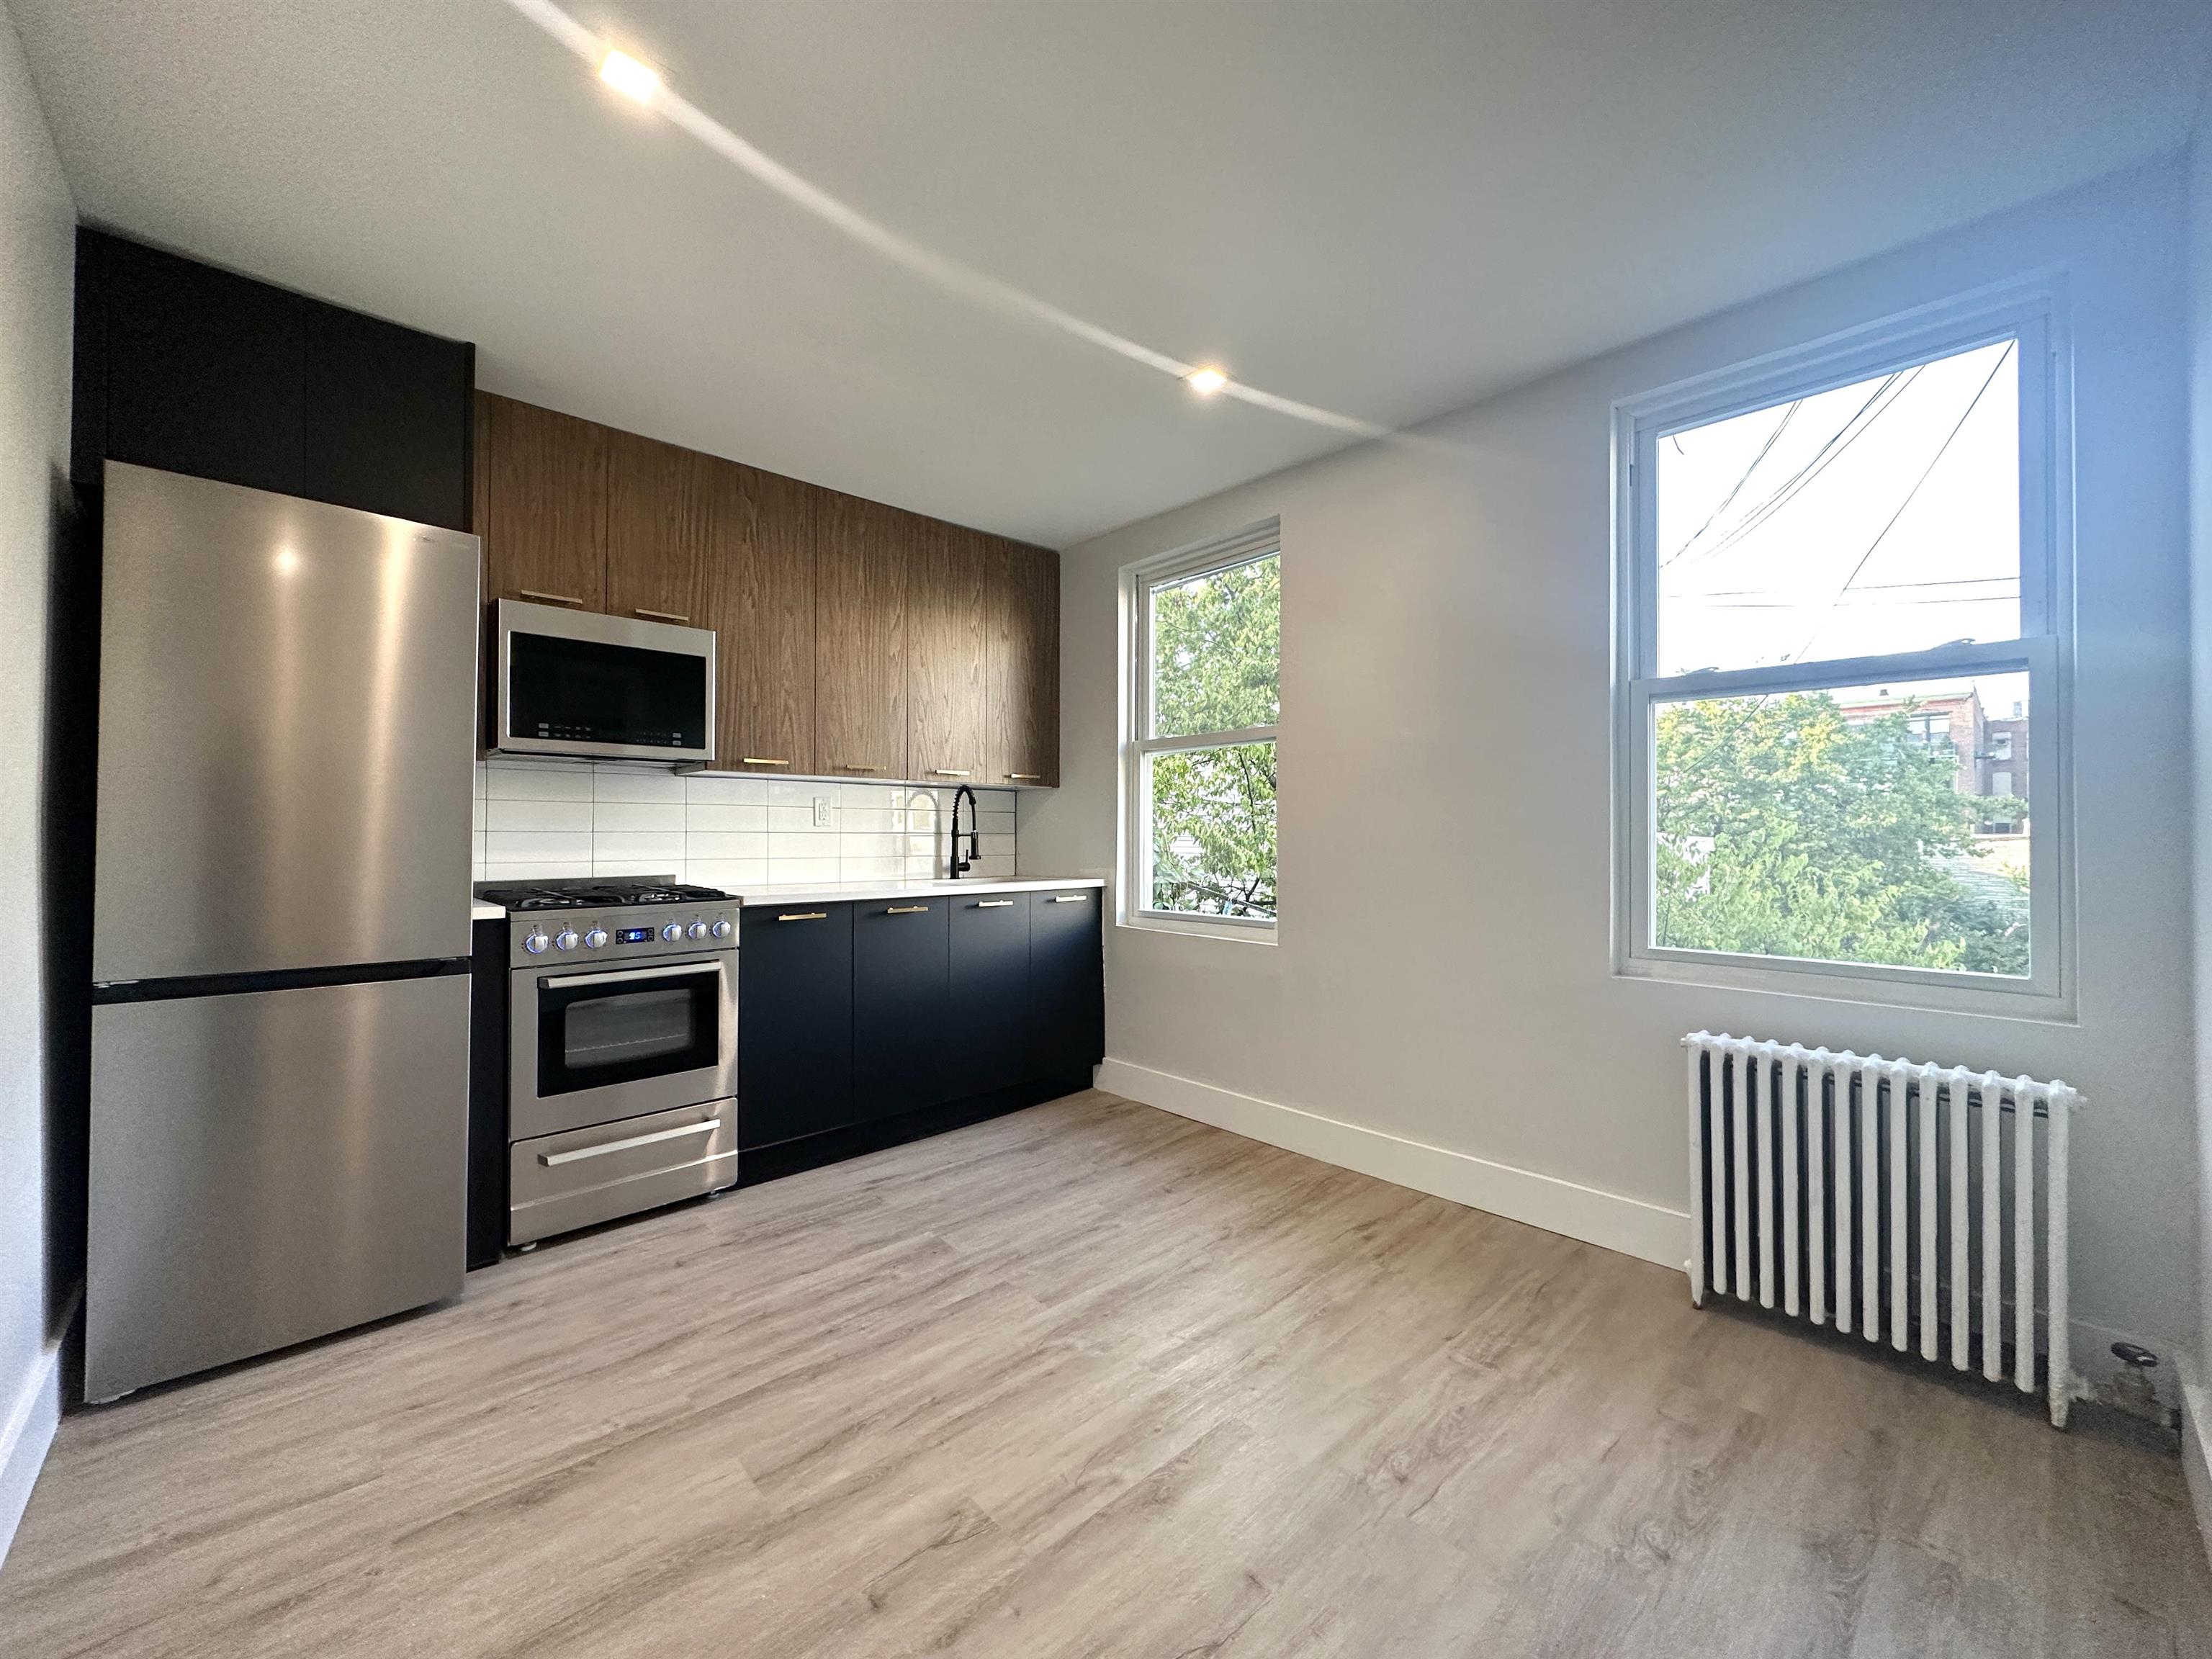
[12,1,2210,547]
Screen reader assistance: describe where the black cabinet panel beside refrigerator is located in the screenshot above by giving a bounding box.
[73,228,474,532]
[948,892,1032,1100]
[1030,889,1105,1076]
[737,903,855,1149]
[91,231,308,500]
[466,916,509,1272]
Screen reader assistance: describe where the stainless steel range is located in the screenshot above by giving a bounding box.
[480,878,740,1245]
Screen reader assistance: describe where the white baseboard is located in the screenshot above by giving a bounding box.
[1097,1057,1691,1269]
[2182,1358,2212,1575]
[0,1290,73,1573]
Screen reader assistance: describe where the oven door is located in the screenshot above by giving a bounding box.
[510,956,736,1140]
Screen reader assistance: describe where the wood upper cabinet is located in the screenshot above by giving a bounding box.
[907,521,989,783]
[603,428,728,631]
[719,468,817,774]
[815,492,909,780]
[473,392,607,611]
[986,538,1060,787]
[472,392,1060,788]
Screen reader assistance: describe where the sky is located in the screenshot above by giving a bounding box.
[1655,336,2024,718]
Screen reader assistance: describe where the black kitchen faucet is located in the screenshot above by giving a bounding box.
[949,783,981,878]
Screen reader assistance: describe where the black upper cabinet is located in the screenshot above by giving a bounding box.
[1030,889,1104,1079]
[92,233,307,500]
[948,892,1031,1100]
[302,305,474,533]
[853,899,951,1121]
[737,904,855,1151]
[76,229,473,531]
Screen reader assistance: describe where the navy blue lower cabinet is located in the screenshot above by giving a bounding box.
[1030,888,1105,1077]
[948,891,1033,1100]
[737,903,854,1150]
[852,897,952,1122]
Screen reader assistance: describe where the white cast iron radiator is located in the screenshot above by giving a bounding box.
[1682,1033,2082,1426]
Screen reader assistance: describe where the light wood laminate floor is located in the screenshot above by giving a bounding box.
[4,1089,2207,1658]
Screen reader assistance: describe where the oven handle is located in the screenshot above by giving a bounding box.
[539,1116,724,1166]
[538,961,727,991]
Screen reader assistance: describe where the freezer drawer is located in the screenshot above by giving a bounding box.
[509,1100,737,1246]
[87,974,469,1401]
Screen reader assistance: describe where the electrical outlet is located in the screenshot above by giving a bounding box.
[812,796,833,829]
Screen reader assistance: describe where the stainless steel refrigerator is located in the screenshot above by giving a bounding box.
[86,462,481,1401]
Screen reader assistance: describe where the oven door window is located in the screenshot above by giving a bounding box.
[536,966,721,1097]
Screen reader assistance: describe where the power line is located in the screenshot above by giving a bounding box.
[1660,367,1919,572]
[1790,341,2014,663]
[1664,400,1799,564]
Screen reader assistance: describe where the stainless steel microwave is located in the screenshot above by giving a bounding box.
[494,598,716,763]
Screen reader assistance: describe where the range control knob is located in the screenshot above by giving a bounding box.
[710,918,733,940]
[660,922,684,943]
[687,920,709,941]
[522,930,551,956]
[554,928,580,952]
[583,927,609,950]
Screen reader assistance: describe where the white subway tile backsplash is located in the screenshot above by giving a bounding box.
[592,831,686,865]
[594,770,687,804]
[467,765,1018,890]
[485,798,592,833]
[684,773,767,805]
[485,831,594,865]
[684,802,768,834]
[685,858,768,891]
[687,831,768,863]
[593,801,684,833]
[484,765,594,802]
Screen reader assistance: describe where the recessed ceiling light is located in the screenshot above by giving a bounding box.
[598,48,662,105]
[1184,367,1228,396]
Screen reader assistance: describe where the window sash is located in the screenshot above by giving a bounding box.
[1124,523,1282,934]
[1611,284,2072,1010]
[1622,637,2059,999]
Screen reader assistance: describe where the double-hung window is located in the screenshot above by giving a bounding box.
[1614,288,2069,1008]
[1123,523,1280,935]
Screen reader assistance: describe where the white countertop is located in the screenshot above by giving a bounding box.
[733,876,1106,907]
[467,876,1103,919]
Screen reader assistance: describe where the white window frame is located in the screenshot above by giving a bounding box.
[1120,521,1281,941]
[1611,281,2074,1015]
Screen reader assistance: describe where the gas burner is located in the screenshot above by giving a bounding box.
[477,877,732,912]
[601,881,729,905]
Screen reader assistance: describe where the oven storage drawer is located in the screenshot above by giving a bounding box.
[508,1100,736,1245]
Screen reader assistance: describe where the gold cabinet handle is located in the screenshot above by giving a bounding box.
[930,769,972,778]
[634,607,690,623]
[1007,773,1043,781]
[519,588,583,606]
[1049,894,1088,903]
[974,899,1014,909]
[777,912,827,922]
[885,904,930,915]
[742,757,791,767]
[835,763,883,773]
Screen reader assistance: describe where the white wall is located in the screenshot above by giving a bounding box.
[0,1,73,1565]
[1026,158,2199,1398]
[2185,100,2212,1533]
